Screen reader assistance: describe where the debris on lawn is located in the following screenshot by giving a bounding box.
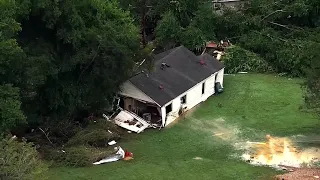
[123,150,134,161]
[107,140,117,146]
[193,157,203,160]
[93,146,133,165]
[274,167,320,180]
[113,110,150,133]
[241,135,320,169]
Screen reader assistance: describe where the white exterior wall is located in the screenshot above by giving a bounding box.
[161,70,223,126]
[120,68,225,127]
[216,68,224,87]
[120,81,157,104]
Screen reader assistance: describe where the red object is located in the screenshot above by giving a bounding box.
[200,59,206,65]
[125,150,133,158]
[159,85,164,89]
[206,42,217,48]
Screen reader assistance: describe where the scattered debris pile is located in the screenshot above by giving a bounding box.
[241,135,320,168]
[202,40,232,60]
[113,110,150,133]
[103,96,162,133]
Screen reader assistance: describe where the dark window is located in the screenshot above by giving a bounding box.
[181,95,187,104]
[202,82,205,94]
[165,103,172,114]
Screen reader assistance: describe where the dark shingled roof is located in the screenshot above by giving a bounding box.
[129,46,224,106]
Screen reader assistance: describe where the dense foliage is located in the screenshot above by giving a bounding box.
[0,0,319,172]
[150,0,320,112]
[223,46,271,74]
[0,0,139,170]
[0,137,47,180]
[0,0,140,133]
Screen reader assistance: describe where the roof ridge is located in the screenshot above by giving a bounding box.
[158,45,184,61]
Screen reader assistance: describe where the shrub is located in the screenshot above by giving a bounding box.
[0,137,47,180]
[223,45,271,74]
[45,146,114,167]
[0,85,26,133]
[66,120,121,147]
[43,119,122,167]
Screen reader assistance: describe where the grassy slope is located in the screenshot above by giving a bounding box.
[48,74,319,180]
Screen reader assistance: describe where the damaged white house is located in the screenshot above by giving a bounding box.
[117,46,225,130]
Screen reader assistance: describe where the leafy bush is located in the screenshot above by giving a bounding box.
[0,85,26,133]
[45,146,91,167]
[223,45,271,74]
[45,146,114,167]
[66,120,121,147]
[41,119,122,167]
[0,137,47,180]
[66,129,117,147]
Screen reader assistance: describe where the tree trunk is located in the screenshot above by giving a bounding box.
[140,0,147,47]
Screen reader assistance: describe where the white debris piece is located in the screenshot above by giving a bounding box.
[103,114,110,121]
[113,110,150,133]
[93,146,125,165]
[108,140,117,146]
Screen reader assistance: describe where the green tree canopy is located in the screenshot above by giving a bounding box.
[155,11,182,50]
[0,0,140,132]
[0,0,25,133]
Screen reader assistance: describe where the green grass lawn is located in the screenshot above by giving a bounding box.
[47,74,319,180]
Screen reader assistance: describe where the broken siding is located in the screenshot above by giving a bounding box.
[162,97,181,126]
[120,81,157,104]
[114,110,150,133]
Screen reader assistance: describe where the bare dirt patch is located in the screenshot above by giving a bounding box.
[275,167,320,180]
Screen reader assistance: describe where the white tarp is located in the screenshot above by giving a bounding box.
[93,146,125,165]
[113,110,150,133]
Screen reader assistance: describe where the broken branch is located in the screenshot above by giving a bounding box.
[260,10,286,22]
[38,127,54,147]
[268,21,296,31]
